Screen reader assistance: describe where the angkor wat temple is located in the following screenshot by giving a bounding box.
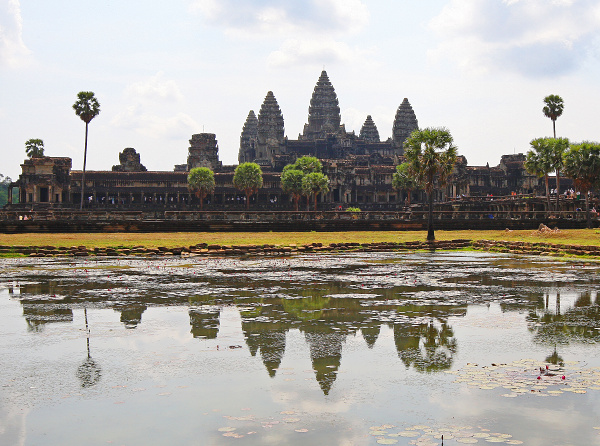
[5,71,547,211]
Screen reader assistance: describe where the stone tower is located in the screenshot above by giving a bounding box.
[359,115,380,143]
[187,133,222,171]
[301,70,341,141]
[238,110,258,164]
[112,147,147,172]
[392,98,419,154]
[256,91,285,162]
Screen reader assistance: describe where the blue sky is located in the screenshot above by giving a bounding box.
[2,0,600,179]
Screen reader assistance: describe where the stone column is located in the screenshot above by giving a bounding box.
[7,185,12,205]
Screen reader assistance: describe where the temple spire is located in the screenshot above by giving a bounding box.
[238,110,258,163]
[359,115,380,143]
[301,70,341,141]
[256,91,285,161]
[392,98,419,154]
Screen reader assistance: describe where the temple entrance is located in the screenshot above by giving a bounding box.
[39,187,49,203]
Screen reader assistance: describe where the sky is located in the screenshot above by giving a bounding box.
[1,0,600,180]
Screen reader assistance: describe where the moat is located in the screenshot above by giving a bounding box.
[1,252,600,445]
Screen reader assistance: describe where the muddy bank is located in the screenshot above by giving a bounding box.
[1,239,599,258]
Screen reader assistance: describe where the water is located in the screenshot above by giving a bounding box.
[1,252,599,445]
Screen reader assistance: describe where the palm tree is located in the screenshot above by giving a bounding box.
[187,167,215,211]
[525,138,553,211]
[404,127,457,241]
[281,167,304,211]
[549,137,570,210]
[563,141,600,228]
[301,172,330,211]
[392,162,417,206]
[543,94,564,138]
[73,91,101,210]
[25,139,44,158]
[233,162,263,210]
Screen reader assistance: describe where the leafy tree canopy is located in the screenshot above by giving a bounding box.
[73,91,101,124]
[403,127,457,194]
[187,167,215,195]
[543,94,564,122]
[392,162,418,191]
[289,156,322,174]
[25,139,44,158]
[563,141,600,194]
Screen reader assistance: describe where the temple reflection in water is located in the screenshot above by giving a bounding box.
[4,254,600,395]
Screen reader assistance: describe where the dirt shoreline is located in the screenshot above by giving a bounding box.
[2,239,599,259]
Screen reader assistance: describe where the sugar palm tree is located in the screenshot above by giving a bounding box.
[233,162,263,210]
[525,138,553,211]
[543,94,564,138]
[392,162,417,206]
[187,167,215,211]
[301,172,329,211]
[281,167,304,211]
[563,141,600,228]
[404,127,457,241]
[73,91,101,210]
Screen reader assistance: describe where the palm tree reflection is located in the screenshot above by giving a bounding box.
[77,308,101,388]
[394,321,457,372]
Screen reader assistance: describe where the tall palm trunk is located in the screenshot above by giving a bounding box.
[555,170,561,214]
[80,122,89,210]
[544,174,550,213]
[585,191,592,229]
[427,190,435,241]
[313,192,318,211]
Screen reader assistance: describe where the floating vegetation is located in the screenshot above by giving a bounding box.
[368,424,523,445]
[449,359,600,397]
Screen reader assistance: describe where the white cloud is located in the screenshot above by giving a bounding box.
[124,71,183,104]
[113,73,197,139]
[268,39,355,68]
[0,0,31,68]
[111,106,199,140]
[429,0,600,77]
[190,0,369,37]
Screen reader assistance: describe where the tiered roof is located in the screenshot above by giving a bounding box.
[302,70,341,140]
[392,98,419,151]
[238,110,258,163]
[257,91,285,147]
[359,115,380,143]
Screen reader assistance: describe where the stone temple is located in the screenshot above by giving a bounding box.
[5,70,545,210]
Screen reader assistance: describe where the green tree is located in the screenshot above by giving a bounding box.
[563,141,600,228]
[0,174,12,207]
[292,156,322,174]
[73,91,101,210]
[302,172,329,211]
[525,138,554,211]
[233,162,263,210]
[548,137,570,210]
[404,127,457,241]
[392,162,417,206]
[25,139,44,158]
[281,168,304,211]
[543,94,564,138]
[187,167,215,211]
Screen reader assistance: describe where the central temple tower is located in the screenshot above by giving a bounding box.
[301,71,342,141]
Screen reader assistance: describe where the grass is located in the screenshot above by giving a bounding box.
[0,229,598,249]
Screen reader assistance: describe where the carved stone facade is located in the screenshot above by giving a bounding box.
[13,157,71,205]
[187,133,222,171]
[112,148,147,172]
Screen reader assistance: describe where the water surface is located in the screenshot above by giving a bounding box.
[1,252,599,445]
